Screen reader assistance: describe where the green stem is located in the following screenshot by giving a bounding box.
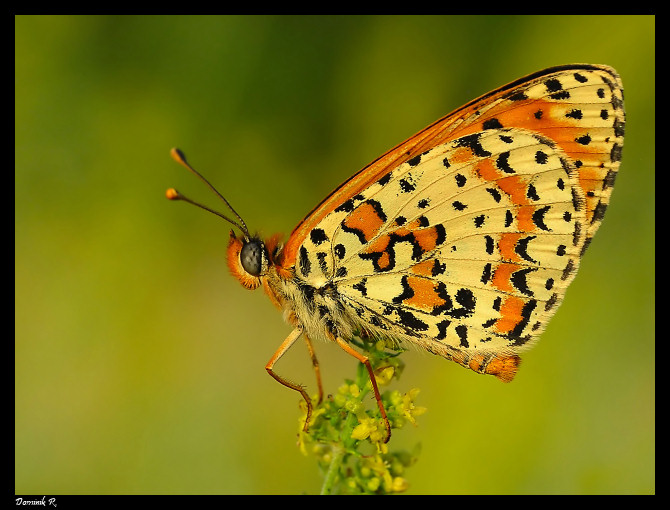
[320,371,369,496]
[320,445,346,495]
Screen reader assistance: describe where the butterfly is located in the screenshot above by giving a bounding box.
[167,64,625,442]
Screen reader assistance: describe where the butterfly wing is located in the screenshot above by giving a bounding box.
[279,64,624,379]
[282,64,624,262]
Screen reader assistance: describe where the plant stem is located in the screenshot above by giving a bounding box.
[320,444,346,495]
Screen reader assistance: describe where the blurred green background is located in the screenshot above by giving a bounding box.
[16,15,654,494]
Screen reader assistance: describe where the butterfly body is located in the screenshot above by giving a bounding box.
[169,63,625,439]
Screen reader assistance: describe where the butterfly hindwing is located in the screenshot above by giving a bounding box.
[297,126,585,355]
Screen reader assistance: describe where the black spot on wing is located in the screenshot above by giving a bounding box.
[532,206,551,231]
[515,236,538,264]
[392,276,415,304]
[511,267,537,296]
[455,324,468,348]
[453,133,492,158]
[397,308,429,333]
[310,228,328,245]
[334,243,346,259]
[352,278,367,296]
[483,118,503,130]
[299,246,311,277]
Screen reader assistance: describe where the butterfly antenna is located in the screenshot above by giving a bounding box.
[167,148,250,237]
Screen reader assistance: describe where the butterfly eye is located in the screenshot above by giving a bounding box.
[240,240,265,276]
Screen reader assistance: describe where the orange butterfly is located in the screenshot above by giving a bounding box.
[167,64,625,441]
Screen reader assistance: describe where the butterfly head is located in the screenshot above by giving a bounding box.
[226,232,268,290]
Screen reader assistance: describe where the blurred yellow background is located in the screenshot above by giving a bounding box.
[16,15,654,494]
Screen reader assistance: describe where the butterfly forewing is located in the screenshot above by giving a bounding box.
[283,65,624,263]
[421,65,624,243]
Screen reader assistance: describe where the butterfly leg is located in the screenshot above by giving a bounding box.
[265,327,314,433]
[333,336,392,443]
[302,334,324,405]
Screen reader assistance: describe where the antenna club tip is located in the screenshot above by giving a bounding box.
[166,188,180,200]
[170,147,187,165]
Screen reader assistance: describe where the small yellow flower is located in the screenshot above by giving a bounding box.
[350,416,388,453]
[345,399,363,414]
[375,366,395,385]
[311,443,331,464]
[345,478,358,492]
[364,454,388,473]
[400,388,427,425]
[351,417,376,440]
[389,476,409,493]
[369,426,386,446]
[366,477,381,492]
